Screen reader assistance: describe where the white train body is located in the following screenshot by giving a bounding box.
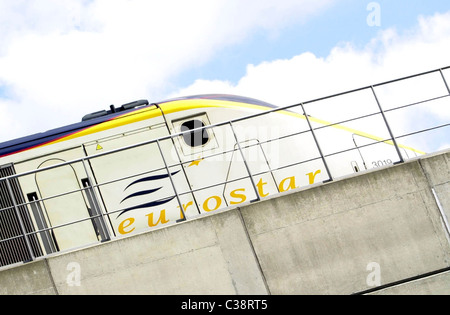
[0,94,422,264]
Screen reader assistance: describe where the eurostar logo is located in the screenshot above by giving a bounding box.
[188,158,203,167]
[117,170,180,218]
[117,157,203,218]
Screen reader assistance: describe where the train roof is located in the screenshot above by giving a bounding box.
[158,94,277,108]
[0,107,130,159]
[0,94,276,158]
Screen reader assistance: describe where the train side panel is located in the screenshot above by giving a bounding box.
[82,120,186,236]
[13,147,98,252]
[6,111,171,251]
[0,96,426,260]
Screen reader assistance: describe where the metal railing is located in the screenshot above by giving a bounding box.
[0,66,449,267]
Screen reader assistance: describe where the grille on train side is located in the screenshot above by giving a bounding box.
[0,165,42,267]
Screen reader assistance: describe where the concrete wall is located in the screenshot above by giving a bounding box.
[0,150,449,295]
[241,150,450,294]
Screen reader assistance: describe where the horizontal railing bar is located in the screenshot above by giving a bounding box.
[6,120,442,246]
[395,123,450,140]
[372,66,450,88]
[298,67,450,107]
[2,122,445,242]
[383,94,450,113]
[1,65,449,267]
[311,111,381,131]
[85,165,169,193]
[0,206,111,243]
[2,66,450,185]
[310,94,449,132]
[167,129,312,170]
[323,137,394,159]
[0,154,327,244]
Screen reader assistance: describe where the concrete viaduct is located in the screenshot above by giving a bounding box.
[1,149,449,295]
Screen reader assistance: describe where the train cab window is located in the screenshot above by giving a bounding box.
[173,114,218,156]
[180,119,209,147]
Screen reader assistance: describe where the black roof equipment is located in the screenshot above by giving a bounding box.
[82,99,149,121]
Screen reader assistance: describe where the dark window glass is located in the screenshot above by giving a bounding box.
[180,120,209,147]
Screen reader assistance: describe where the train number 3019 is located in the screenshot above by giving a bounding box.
[372,159,393,168]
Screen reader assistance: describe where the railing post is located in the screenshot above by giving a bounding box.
[439,69,450,95]
[156,139,186,222]
[229,122,261,202]
[168,133,202,215]
[300,103,333,182]
[5,177,35,262]
[81,159,111,242]
[370,86,404,163]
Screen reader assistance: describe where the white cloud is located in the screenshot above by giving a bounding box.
[0,2,448,155]
[173,11,450,153]
[438,143,450,151]
[176,11,450,106]
[0,0,335,143]
[0,99,25,139]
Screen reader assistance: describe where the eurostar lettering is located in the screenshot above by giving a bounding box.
[118,170,321,235]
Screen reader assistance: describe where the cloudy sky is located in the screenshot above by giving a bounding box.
[0,0,449,151]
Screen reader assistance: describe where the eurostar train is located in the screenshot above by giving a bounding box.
[0,94,423,266]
